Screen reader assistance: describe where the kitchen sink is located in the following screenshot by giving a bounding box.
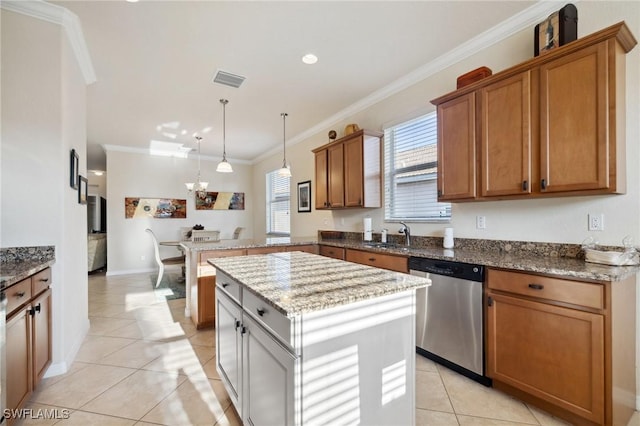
[363,242,400,249]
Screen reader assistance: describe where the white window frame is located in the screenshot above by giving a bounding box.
[266,170,290,236]
[383,112,451,223]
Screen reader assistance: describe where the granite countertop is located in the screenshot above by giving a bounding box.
[209,251,431,317]
[320,239,640,282]
[181,236,317,252]
[0,246,56,288]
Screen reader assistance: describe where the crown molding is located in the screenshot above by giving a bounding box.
[102,144,252,165]
[252,0,571,165]
[1,0,96,84]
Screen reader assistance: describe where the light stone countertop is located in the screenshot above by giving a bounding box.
[209,251,431,317]
[320,240,640,282]
[181,236,317,252]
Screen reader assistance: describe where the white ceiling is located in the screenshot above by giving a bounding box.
[52,0,540,171]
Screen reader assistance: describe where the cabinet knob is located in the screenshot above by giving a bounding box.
[540,179,547,190]
[39,278,49,283]
[437,189,442,197]
[235,320,241,330]
[34,303,41,313]
[221,283,229,288]
[368,258,376,262]
[256,308,265,317]
[522,180,528,191]
[15,291,26,298]
[528,283,544,290]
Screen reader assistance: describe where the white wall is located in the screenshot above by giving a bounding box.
[105,149,253,274]
[1,9,90,375]
[251,1,640,407]
[254,1,640,248]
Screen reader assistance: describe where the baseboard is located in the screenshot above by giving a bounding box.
[106,267,155,276]
[43,317,90,378]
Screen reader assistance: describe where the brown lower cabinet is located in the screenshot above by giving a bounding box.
[486,268,635,426]
[6,268,52,426]
[192,244,319,328]
[345,248,408,273]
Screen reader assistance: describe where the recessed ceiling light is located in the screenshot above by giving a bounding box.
[126,0,139,3]
[302,54,318,65]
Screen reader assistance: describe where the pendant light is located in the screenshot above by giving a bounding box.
[185,135,208,196]
[278,112,291,178]
[216,99,233,173]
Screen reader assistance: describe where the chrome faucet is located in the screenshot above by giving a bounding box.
[399,222,411,247]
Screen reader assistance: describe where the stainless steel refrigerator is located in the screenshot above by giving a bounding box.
[87,195,106,233]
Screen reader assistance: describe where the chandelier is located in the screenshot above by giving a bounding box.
[185,135,208,197]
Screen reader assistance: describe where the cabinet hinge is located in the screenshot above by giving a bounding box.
[487,296,493,307]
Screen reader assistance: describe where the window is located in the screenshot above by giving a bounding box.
[266,170,290,235]
[384,112,451,222]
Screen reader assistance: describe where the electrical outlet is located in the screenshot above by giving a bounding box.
[476,216,486,229]
[588,213,604,231]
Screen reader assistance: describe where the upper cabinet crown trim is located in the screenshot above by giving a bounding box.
[431,22,636,106]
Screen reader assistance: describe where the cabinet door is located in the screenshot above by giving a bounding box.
[487,292,604,424]
[7,307,32,416]
[480,72,532,196]
[539,42,609,192]
[327,143,344,208]
[314,150,328,209]
[343,135,364,207]
[216,290,243,409]
[32,289,52,386]
[437,92,477,200]
[242,314,298,426]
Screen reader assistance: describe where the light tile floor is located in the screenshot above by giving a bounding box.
[17,271,640,425]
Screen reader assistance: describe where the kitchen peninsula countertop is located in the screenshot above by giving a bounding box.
[320,239,639,282]
[209,251,430,316]
[0,246,55,288]
[180,236,317,252]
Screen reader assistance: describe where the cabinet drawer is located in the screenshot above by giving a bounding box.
[319,245,345,260]
[286,244,318,254]
[488,269,603,310]
[216,271,242,304]
[6,278,32,316]
[345,249,408,273]
[31,268,51,296]
[243,289,294,348]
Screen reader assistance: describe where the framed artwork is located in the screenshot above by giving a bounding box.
[70,149,79,189]
[78,175,88,205]
[297,180,311,213]
[195,192,245,210]
[124,197,187,219]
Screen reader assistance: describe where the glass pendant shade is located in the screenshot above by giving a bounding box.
[216,158,233,173]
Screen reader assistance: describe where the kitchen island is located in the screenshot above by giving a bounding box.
[209,251,431,425]
[180,237,317,327]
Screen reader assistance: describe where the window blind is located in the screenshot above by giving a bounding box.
[384,112,451,222]
[266,170,290,235]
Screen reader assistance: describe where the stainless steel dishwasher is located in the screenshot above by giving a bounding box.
[409,257,490,385]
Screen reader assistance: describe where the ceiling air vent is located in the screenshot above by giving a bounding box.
[212,70,246,88]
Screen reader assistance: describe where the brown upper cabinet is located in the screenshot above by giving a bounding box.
[313,129,383,209]
[431,22,636,202]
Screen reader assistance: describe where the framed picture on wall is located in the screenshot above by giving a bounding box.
[297,180,311,213]
[78,175,88,205]
[70,149,79,189]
